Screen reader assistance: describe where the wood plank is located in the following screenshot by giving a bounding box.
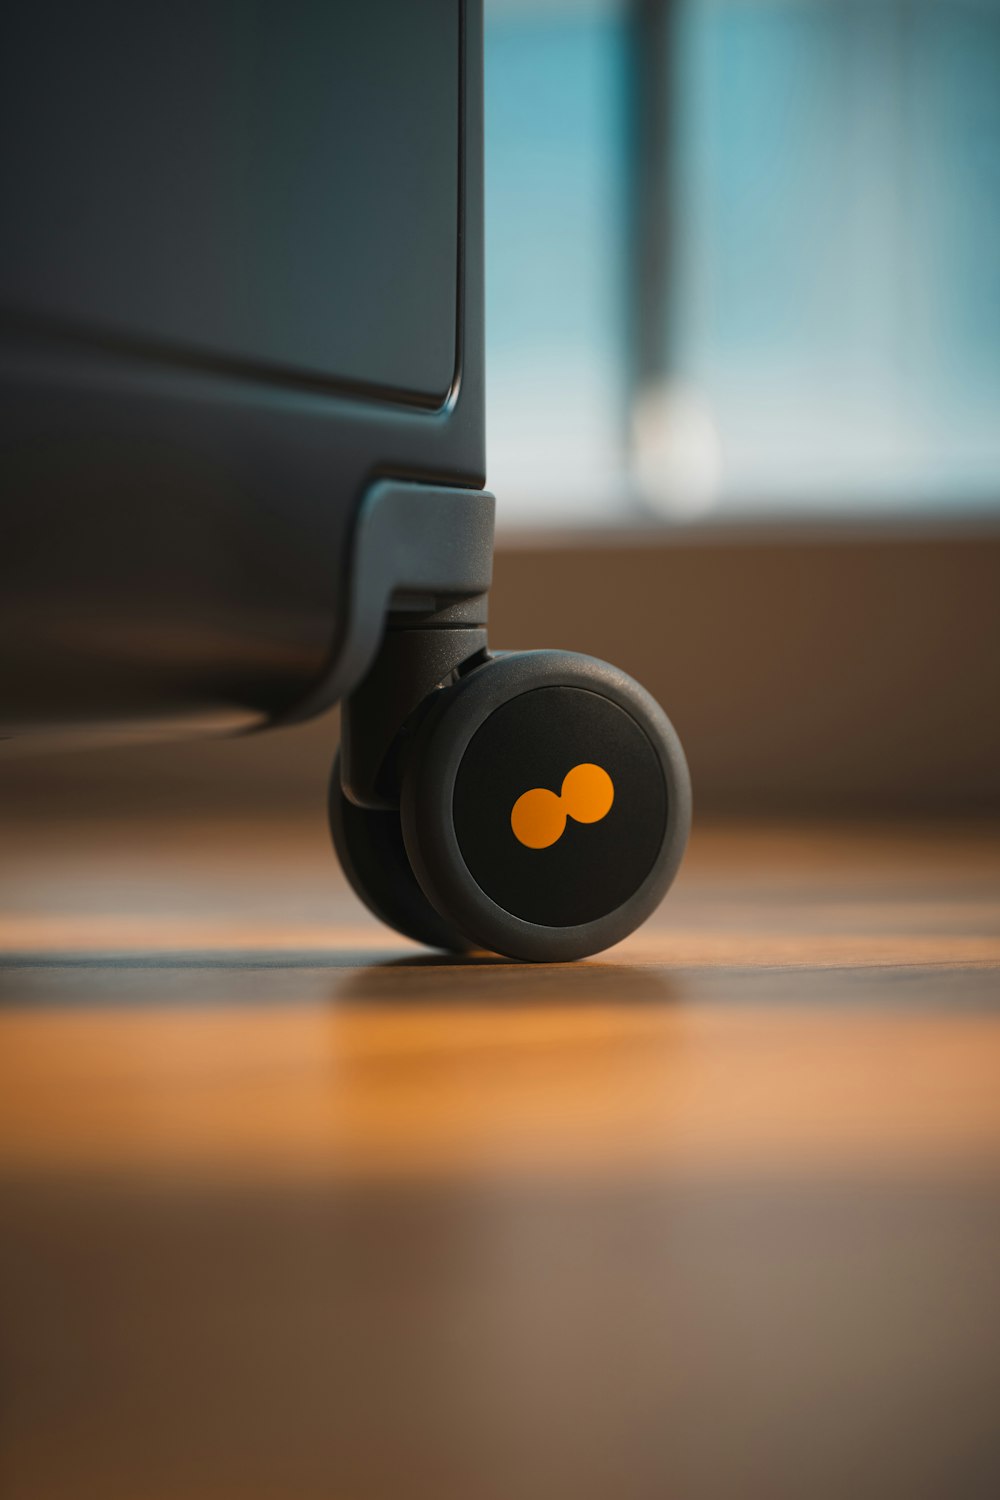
[1,817,999,1500]
[1,818,998,1182]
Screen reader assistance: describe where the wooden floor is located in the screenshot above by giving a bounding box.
[1,814,999,1499]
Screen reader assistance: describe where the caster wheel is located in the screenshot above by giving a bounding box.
[328,752,470,953]
[400,651,691,962]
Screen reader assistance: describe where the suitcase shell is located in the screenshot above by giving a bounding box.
[0,0,491,746]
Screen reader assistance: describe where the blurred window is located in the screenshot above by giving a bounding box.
[485,0,628,518]
[485,0,1000,523]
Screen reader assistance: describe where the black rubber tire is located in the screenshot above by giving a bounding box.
[328,752,470,953]
[400,651,691,962]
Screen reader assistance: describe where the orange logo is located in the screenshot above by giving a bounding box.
[510,763,615,850]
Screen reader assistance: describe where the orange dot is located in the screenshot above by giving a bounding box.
[560,763,614,825]
[511,786,566,849]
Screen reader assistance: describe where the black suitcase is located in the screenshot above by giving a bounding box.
[0,0,689,960]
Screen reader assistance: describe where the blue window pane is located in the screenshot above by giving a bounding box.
[660,0,1000,516]
[485,1,628,520]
